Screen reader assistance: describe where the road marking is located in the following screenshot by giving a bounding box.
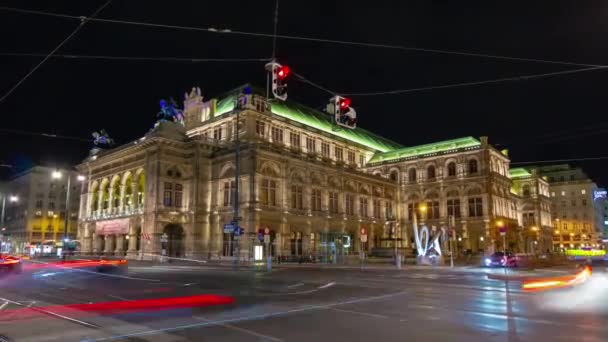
[108,294,133,301]
[287,282,304,288]
[28,259,160,282]
[194,316,284,341]
[183,283,198,287]
[89,290,409,341]
[0,302,8,310]
[0,296,99,329]
[331,307,389,319]
[319,282,336,289]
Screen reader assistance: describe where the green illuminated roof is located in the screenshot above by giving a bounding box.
[269,101,402,152]
[509,168,532,179]
[211,86,401,152]
[368,136,481,164]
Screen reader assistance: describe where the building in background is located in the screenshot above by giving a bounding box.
[509,168,553,253]
[533,164,605,250]
[1,166,82,254]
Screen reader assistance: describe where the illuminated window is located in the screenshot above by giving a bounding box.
[551,192,555,197]
[427,201,440,219]
[174,184,183,207]
[447,199,461,218]
[261,179,277,206]
[468,197,483,217]
[255,120,265,136]
[581,189,586,195]
[386,202,393,219]
[561,191,565,196]
[359,155,365,167]
[306,137,316,153]
[163,182,173,206]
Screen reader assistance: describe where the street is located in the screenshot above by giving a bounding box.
[0,260,607,341]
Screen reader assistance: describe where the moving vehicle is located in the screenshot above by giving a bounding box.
[0,254,23,275]
[484,252,517,267]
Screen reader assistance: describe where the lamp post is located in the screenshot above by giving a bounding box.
[496,220,506,256]
[530,226,539,254]
[1,194,18,253]
[52,170,85,259]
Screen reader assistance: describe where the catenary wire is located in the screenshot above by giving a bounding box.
[0,1,113,104]
[0,6,605,69]
[511,157,608,165]
[0,128,92,143]
[0,52,271,63]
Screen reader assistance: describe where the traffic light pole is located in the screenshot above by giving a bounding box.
[62,175,71,261]
[233,99,240,266]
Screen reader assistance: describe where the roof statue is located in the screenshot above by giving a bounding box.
[157,98,185,126]
[92,129,114,147]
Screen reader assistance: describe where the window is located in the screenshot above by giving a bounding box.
[261,179,277,206]
[551,192,555,197]
[49,202,55,210]
[468,159,478,174]
[329,192,339,213]
[48,192,56,199]
[571,199,576,207]
[35,210,42,217]
[223,181,235,206]
[359,197,368,218]
[389,171,398,182]
[213,127,222,140]
[163,182,173,206]
[289,131,301,149]
[427,165,436,180]
[581,189,586,195]
[347,151,355,164]
[447,199,461,218]
[584,223,590,231]
[522,184,531,197]
[582,199,587,206]
[561,200,566,207]
[468,197,483,217]
[373,200,381,218]
[570,175,575,181]
[271,127,283,143]
[561,191,566,196]
[255,120,265,137]
[321,142,330,158]
[291,185,303,209]
[523,212,535,226]
[35,200,43,209]
[559,176,565,182]
[386,202,393,219]
[47,211,54,218]
[447,162,456,177]
[427,201,440,219]
[306,137,316,153]
[404,203,412,219]
[408,168,417,182]
[359,155,365,167]
[345,194,354,215]
[311,189,322,211]
[335,147,343,161]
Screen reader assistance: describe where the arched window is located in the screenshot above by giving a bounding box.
[427,165,436,180]
[447,162,456,177]
[389,170,398,182]
[522,184,531,197]
[408,168,417,182]
[468,159,478,174]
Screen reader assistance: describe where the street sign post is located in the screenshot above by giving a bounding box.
[224,224,235,234]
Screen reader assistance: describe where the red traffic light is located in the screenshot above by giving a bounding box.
[339,97,351,109]
[277,65,290,79]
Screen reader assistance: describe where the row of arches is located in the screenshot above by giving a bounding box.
[372,158,480,183]
[89,170,146,213]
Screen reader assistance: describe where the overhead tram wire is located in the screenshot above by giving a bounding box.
[0,128,92,143]
[1,6,606,69]
[292,66,608,97]
[0,53,271,63]
[0,1,113,104]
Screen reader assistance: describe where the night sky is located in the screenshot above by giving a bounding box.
[1,1,607,185]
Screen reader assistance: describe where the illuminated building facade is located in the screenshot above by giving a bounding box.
[533,165,605,249]
[2,166,80,253]
[76,85,554,260]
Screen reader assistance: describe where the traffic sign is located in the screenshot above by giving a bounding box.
[224,224,235,234]
[234,227,243,236]
[499,226,506,236]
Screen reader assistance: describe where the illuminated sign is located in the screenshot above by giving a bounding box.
[565,249,606,257]
[593,190,607,201]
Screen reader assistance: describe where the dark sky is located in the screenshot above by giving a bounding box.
[1,1,607,185]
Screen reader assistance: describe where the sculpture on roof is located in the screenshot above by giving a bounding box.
[157,98,184,126]
[92,129,114,147]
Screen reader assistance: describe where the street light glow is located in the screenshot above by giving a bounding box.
[52,170,62,179]
[531,226,539,231]
[9,195,18,203]
[418,204,427,212]
[496,220,504,227]
[77,175,86,181]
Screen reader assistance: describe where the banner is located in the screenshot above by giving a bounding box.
[96,218,130,235]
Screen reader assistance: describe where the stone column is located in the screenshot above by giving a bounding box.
[118,184,126,213]
[210,216,222,258]
[132,181,139,209]
[201,217,211,258]
[103,235,114,255]
[115,235,125,255]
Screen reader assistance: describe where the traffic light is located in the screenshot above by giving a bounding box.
[329,96,357,129]
[266,62,290,101]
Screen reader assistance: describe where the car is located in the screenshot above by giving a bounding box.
[484,252,517,267]
[0,254,23,275]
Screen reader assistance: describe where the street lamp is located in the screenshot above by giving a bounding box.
[496,220,506,257]
[51,170,85,259]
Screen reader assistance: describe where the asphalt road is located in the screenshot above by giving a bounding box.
[0,260,606,342]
